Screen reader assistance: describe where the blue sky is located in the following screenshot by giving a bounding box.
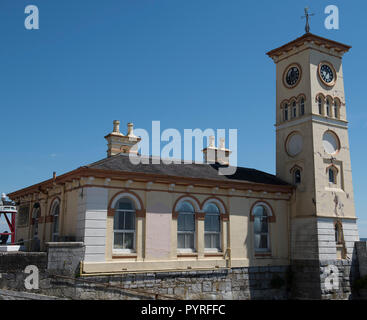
[0,0,366,237]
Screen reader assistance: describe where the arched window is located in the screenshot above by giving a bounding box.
[51,200,60,242]
[292,101,297,118]
[300,98,305,116]
[253,204,270,251]
[113,198,136,252]
[31,204,41,239]
[294,169,301,184]
[326,99,331,117]
[328,167,337,184]
[204,203,221,251]
[284,103,289,121]
[318,97,323,115]
[177,201,196,251]
[334,100,339,119]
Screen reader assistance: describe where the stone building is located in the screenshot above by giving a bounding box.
[8,31,360,299]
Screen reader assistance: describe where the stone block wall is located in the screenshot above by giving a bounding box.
[46,242,85,276]
[0,263,290,300]
[291,258,359,300]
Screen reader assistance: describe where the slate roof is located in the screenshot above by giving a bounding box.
[86,154,289,186]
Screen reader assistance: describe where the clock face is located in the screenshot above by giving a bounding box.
[319,62,336,86]
[285,65,300,87]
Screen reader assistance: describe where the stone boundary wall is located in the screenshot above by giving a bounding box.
[0,262,290,300]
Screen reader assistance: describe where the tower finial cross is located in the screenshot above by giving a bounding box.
[301,7,315,33]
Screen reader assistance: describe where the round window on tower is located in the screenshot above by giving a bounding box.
[285,132,303,157]
[323,130,340,155]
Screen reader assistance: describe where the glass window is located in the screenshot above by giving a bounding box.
[300,98,305,116]
[318,97,322,115]
[113,198,136,251]
[334,101,339,118]
[292,101,297,118]
[204,203,221,250]
[284,104,289,121]
[329,168,336,184]
[32,206,40,238]
[51,201,60,242]
[326,99,331,117]
[294,169,301,184]
[177,201,195,251]
[253,205,270,251]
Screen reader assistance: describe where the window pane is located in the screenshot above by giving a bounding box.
[253,205,265,217]
[205,234,211,248]
[204,203,219,213]
[177,214,185,231]
[114,212,124,230]
[204,215,212,231]
[187,233,194,249]
[205,214,220,232]
[53,216,59,234]
[261,218,268,233]
[254,216,261,234]
[116,198,134,210]
[114,233,123,249]
[124,212,135,230]
[214,234,220,249]
[178,201,194,213]
[260,234,268,249]
[184,214,195,231]
[254,233,261,249]
[177,234,185,248]
[123,233,134,249]
[53,204,60,216]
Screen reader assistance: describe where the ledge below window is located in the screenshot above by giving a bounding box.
[177,253,198,258]
[112,254,137,259]
[254,252,272,258]
[204,252,224,257]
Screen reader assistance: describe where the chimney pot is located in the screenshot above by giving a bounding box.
[127,122,135,137]
[219,138,225,150]
[113,120,120,133]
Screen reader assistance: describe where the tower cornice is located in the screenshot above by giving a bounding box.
[267,33,351,62]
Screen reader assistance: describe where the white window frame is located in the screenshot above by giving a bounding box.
[252,203,272,253]
[204,209,221,253]
[177,201,196,253]
[113,199,137,254]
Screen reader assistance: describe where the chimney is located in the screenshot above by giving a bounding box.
[104,120,141,157]
[202,136,231,165]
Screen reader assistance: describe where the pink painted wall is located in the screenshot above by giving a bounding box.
[145,202,172,259]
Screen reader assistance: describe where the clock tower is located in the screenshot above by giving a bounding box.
[267,32,360,299]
